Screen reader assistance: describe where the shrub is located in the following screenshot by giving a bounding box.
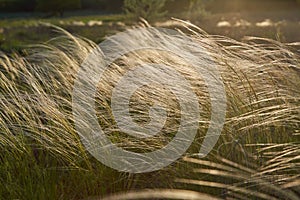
[123,0,167,22]
[186,0,211,21]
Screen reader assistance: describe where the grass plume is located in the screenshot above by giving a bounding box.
[0,20,299,199]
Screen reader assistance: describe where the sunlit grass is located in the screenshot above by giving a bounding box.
[0,20,299,199]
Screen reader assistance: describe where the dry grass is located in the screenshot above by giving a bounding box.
[0,21,299,199]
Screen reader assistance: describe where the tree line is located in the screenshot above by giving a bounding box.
[0,0,299,17]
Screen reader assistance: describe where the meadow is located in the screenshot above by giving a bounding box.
[1,9,300,52]
[0,7,300,200]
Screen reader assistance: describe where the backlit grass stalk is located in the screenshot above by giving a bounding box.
[0,21,299,199]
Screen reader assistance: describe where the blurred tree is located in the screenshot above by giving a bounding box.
[124,0,167,22]
[81,0,122,11]
[36,0,81,17]
[81,0,103,9]
[0,0,35,12]
[163,0,190,14]
[102,0,124,12]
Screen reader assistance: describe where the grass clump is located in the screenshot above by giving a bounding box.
[0,20,299,199]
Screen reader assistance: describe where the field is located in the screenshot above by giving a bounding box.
[1,10,300,52]
[0,7,300,200]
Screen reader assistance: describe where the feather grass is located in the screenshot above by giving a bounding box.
[0,20,299,199]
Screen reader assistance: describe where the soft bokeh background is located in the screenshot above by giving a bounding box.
[0,0,299,53]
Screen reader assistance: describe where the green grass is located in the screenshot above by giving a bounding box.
[1,10,300,53]
[0,14,125,28]
[0,14,126,52]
